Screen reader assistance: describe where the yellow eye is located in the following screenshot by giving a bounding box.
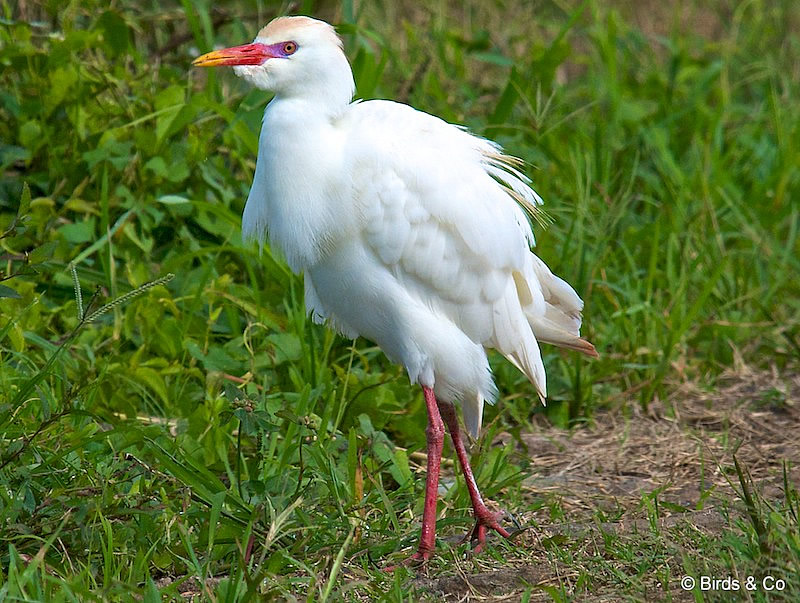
[283,41,297,55]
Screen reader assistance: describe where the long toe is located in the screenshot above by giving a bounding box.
[383,549,433,572]
[466,509,513,553]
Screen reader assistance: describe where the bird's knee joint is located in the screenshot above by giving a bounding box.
[426,420,445,444]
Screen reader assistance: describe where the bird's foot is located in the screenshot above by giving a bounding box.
[382,548,434,572]
[461,509,513,554]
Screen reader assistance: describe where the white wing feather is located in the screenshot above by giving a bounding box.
[267,100,594,437]
[310,101,576,436]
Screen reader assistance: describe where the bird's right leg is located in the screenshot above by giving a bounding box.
[385,385,445,569]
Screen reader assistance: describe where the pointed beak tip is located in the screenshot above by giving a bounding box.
[192,43,272,68]
[192,51,225,68]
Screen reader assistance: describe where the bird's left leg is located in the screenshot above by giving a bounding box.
[437,400,512,553]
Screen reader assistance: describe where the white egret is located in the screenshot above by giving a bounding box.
[193,16,597,565]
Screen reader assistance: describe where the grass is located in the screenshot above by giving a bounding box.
[1,0,799,599]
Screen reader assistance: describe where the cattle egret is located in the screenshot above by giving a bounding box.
[193,16,597,565]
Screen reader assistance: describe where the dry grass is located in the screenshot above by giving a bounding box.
[411,364,800,600]
[517,364,800,514]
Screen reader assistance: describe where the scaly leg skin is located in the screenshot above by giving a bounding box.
[384,386,445,571]
[438,400,512,553]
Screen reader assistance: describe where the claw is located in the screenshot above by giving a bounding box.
[462,509,512,553]
[383,548,433,572]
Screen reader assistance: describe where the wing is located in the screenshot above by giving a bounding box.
[342,102,551,414]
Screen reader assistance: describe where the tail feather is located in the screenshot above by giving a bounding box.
[470,253,597,439]
[503,346,547,401]
[461,393,484,439]
[491,278,548,405]
[520,254,599,358]
[528,316,599,357]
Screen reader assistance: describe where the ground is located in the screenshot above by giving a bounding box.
[398,365,800,601]
[139,365,799,600]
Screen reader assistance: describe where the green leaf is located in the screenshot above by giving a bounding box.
[0,145,30,170]
[46,65,79,116]
[133,366,170,404]
[265,332,302,366]
[18,120,43,151]
[82,139,134,170]
[207,490,226,551]
[63,198,99,215]
[155,85,185,145]
[157,194,191,205]
[97,10,131,56]
[145,156,168,178]
[2,181,32,238]
[390,448,412,486]
[143,577,161,603]
[0,285,22,299]
[58,219,96,244]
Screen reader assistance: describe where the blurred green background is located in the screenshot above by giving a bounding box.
[1,0,798,599]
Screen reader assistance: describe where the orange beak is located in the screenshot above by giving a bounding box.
[192,43,274,67]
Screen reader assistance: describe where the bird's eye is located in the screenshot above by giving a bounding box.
[282,41,297,55]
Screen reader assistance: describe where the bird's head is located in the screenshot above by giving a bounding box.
[193,16,355,108]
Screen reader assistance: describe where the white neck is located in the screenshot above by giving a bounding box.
[242,95,355,271]
[276,56,355,116]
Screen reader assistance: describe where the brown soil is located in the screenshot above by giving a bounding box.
[413,365,800,601]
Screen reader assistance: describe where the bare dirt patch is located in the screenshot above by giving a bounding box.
[414,365,800,600]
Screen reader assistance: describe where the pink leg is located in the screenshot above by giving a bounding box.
[438,400,512,553]
[385,386,445,569]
